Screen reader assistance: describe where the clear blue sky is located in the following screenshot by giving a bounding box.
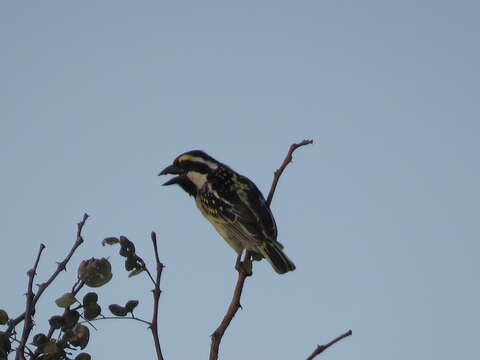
[1,1,479,359]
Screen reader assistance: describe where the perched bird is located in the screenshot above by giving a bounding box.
[159,150,296,274]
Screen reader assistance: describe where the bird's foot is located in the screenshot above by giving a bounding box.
[235,261,252,277]
[235,252,252,276]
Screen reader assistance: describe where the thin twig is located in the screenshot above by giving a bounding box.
[209,256,250,360]
[209,140,313,360]
[150,231,165,360]
[71,279,86,296]
[15,243,45,360]
[306,329,352,360]
[266,139,313,206]
[83,315,152,327]
[8,214,89,336]
[144,267,157,286]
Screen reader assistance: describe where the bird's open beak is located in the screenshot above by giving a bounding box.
[159,164,181,176]
[159,164,183,186]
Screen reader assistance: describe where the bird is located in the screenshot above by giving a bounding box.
[159,150,296,274]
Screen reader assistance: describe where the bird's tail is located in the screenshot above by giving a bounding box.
[257,241,296,274]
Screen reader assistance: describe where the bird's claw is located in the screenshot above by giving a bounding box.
[235,261,252,277]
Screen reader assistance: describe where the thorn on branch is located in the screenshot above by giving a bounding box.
[56,261,67,272]
[306,329,352,360]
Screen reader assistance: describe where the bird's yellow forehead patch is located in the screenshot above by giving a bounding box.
[177,154,197,162]
[176,154,219,169]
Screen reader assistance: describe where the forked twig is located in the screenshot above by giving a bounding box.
[209,140,313,360]
[12,213,89,359]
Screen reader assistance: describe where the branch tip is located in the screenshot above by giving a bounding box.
[306,329,352,360]
[266,139,313,206]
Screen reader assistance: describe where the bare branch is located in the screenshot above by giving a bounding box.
[35,213,88,299]
[306,329,352,360]
[209,255,251,360]
[209,140,313,360]
[150,231,165,360]
[7,214,89,335]
[15,244,45,360]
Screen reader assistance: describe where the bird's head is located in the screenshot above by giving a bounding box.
[159,150,219,196]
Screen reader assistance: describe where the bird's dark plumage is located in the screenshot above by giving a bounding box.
[160,150,295,274]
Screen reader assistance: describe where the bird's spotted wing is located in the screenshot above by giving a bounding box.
[216,174,277,246]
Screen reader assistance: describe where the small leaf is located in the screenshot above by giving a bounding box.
[83,303,101,320]
[32,333,48,347]
[125,300,139,313]
[0,331,11,355]
[0,310,8,325]
[63,309,80,330]
[42,339,66,357]
[82,292,98,306]
[48,315,65,329]
[67,324,90,349]
[108,304,128,317]
[119,236,136,257]
[56,337,68,350]
[43,340,58,354]
[55,292,76,308]
[124,254,145,276]
[125,255,137,271]
[102,237,119,246]
[128,268,145,277]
